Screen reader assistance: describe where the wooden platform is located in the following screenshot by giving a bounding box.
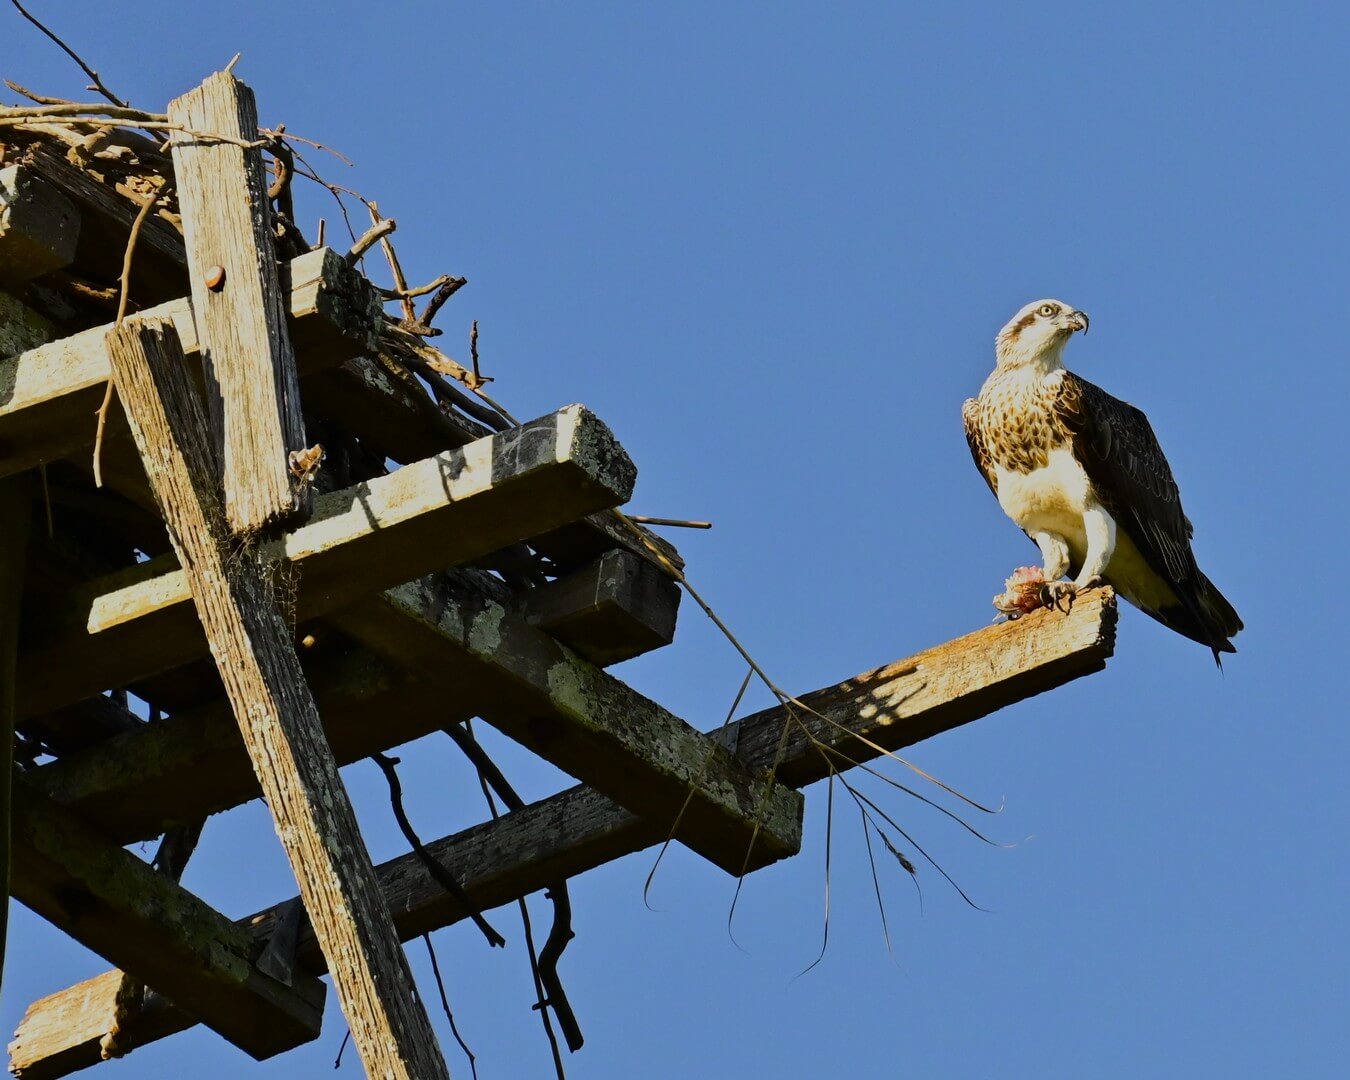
[1,73,1121,1079]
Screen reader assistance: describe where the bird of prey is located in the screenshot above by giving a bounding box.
[962,299,1242,663]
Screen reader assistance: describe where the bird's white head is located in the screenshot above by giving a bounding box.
[995,299,1089,371]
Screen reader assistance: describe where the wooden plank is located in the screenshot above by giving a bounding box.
[18,403,638,717]
[9,972,194,1080]
[21,590,1118,1072]
[0,246,377,480]
[104,317,448,1078]
[9,779,326,1062]
[0,166,80,284]
[168,71,309,533]
[0,476,30,989]
[521,548,680,664]
[333,571,805,876]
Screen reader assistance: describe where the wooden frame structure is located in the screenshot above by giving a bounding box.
[0,71,1119,1078]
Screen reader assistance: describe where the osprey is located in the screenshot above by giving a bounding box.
[962,299,1242,663]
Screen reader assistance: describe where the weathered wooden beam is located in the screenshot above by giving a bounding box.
[9,143,186,306]
[9,972,194,1080]
[307,352,685,576]
[168,71,309,532]
[0,166,80,284]
[0,476,30,989]
[106,317,450,1078]
[34,646,456,843]
[333,571,805,876]
[0,246,377,480]
[19,591,1117,1072]
[27,551,668,842]
[521,547,680,665]
[18,403,637,717]
[9,779,326,1063]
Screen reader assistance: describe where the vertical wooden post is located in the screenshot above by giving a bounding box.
[167,71,309,535]
[105,318,450,1080]
[0,475,29,994]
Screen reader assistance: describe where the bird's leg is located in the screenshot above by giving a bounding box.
[1044,507,1117,613]
[1071,506,1116,593]
[1032,531,1074,612]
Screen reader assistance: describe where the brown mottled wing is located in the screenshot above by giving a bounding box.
[1051,372,1208,614]
[962,398,997,496]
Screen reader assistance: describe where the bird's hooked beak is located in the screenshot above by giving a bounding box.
[1066,309,1089,334]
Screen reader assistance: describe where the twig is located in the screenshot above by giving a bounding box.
[368,202,416,323]
[93,180,171,487]
[369,752,506,948]
[4,80,76,106]
[626,516,713,530]
[444,722,583,1059]
[377,274,455,302]
[9,1,128,107]
[422,934,479,1080]
[345,217,395,266]
[418,275,468,328]
[261,127,354,167]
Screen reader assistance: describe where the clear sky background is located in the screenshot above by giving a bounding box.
[3,3,1348,1078]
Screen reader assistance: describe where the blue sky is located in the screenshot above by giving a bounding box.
[3,3,1348,1077]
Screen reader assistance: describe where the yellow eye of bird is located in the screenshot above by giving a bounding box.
[1039,304,1057,317]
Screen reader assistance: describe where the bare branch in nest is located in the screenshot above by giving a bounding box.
[9,0,128,107]
[422,934,480,1080]
[444,721,584,1064]
[369,752,507,949]
[377,274,455,302]
[260,128,354,167]
[4,80,77,106]
[626,516,713,530]
[366,201,417,324]
[93,179,173,488]
[418,275,468,328]
[345,216,395,266]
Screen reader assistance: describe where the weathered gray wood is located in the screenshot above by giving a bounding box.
[18,404,638,717]
[521,548,680,665]
[0,247,377,480]
[168,71,309,533]
[0,166,79,284]
[20,590,1118,1071]
[104,318,449,1080]
[333,571,805,876]
[0,476,30,990]
[9,779,326,1061]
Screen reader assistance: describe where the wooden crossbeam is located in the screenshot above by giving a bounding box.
[0,246,377,481]
[31,558,677,843]
[17,404,638,717]
[105,318,449,1078]
[334,572,805,875]
[168,72,309,532]
[0,165,80,284]
[522,548,680,665]
[9,778,326,1064]
[13,590,1117,1074]
[34,645,455,843]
